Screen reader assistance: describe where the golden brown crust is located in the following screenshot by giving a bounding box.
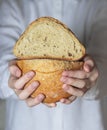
[17,59,83,103]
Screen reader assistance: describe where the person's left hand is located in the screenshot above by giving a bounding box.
[60,55,99,104]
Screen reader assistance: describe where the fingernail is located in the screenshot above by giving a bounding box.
[31,82,39,89]
[37,94,44,101]
[50,103,56,107]
[27,71,35,78]
[48,103,56,107]
[62,71,67,76]
[60,98,66,103]
[62,84,69,91]
[60,77,66,82]
[84,64,91,72]
[16,70,21,77]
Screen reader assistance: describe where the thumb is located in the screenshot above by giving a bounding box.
[83,56,94,72]
[9,65,21,77]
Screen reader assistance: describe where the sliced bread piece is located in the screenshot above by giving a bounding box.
[13,17,85,61]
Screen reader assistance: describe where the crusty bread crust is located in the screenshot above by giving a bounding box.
[13,17,85,61]
[17,59,83,103]
[13,17,86,103]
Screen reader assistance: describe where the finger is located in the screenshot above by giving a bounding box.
[61,76,92,89]
[60,77,86,88]
[18,81,39,100]
[62,70,88,79]
[8,75,18,89]
[60,96,76,104]
[62,84,84,97]
[14,71,35,90]
[83,58,94,72]
[9,65,21,77]
[26,94,45,107]
[14,89,22,96]
[45,103,57,107]
[89,67,99,82]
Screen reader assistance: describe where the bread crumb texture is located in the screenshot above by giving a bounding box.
[13,17,85,61]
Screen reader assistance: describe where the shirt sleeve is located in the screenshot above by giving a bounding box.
[0,0,25,99]
[83,1,107,100]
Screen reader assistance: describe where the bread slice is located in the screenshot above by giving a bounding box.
[13,17,85,61]
[17,59,83,103]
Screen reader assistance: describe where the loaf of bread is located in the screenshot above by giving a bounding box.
[13,17,85,61]
[13,17,86,103]
[17,59,83,103]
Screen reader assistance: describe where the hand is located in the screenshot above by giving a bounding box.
[8,60,56,107]
[60,55,99,104]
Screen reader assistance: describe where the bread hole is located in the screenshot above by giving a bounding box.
[73,42,76,49]
[80,49,82,52]
[46,23,49,25]
[75,49,78,53]
[53,45,56,48]
[53,45,59,48]
[18,50,20,53]
[68,52,72,57]
[62,55,65,58]
[53,34,56,36]
[75,49,81,53]
[20,53,24,56]
[43,37,47,42]
[33,48,37,51]
[74,42,76,46]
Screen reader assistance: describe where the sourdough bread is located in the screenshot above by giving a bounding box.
[13,17,86,103]
[13,17,85,61]
[17,59,83,103]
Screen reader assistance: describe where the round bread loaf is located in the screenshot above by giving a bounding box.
[13,17,86,103]
[17,59,83,103]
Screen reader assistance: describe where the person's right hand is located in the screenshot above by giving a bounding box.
[8,60,56,107]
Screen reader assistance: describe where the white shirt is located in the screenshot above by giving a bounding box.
[0,0,107,130]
